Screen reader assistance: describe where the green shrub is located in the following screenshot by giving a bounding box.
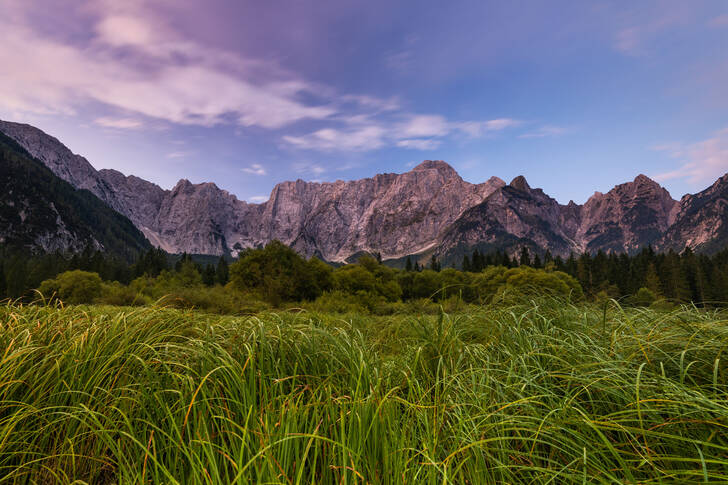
[99,281,149,306]
[632,287,658,306]
[38,270,103,304]
[230,241,333,305]
[474,266,583,303]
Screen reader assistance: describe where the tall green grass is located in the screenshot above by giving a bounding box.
[0,298,726,483]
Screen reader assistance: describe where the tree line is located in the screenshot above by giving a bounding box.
[2,242,728,309]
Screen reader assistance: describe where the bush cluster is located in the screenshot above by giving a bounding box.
[37,242,586,314]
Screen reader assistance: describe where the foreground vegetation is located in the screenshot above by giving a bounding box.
[1,298,727,483]
[4,239,728,312]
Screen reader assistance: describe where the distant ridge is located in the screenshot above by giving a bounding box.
[0,130,150,259]
[1,119,727,262]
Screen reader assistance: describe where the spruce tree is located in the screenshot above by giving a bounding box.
[462,255,471,272]
[202,264,216,286]
[645,262,662,296]
[519,247,531,267]
[216,257,229,285]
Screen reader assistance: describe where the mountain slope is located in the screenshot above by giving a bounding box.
[0,132,150,259]
[576,175,677,254]
[657,174,728,254]
[2,119,727,260]
[436,176,576,264]
[266,161,504,261]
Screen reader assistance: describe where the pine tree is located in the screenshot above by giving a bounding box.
[662,251,690,301]
[519,247,531,267]
[202,264,216,286]
[462,255,471,272]
[405,256,413,272]
[645,262,662,296]
[532,253,542,269]
[472,249,483,272]
[216,257,229,285]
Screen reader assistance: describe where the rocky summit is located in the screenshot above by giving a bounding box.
[1,120,727,262]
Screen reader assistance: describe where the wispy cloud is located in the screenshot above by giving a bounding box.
[94,117,143,129]
[291,162,327,176]
[397,115,450,138]
[653,128,728,185]
[241,163,267,175]
[284,126,387,151]
[166,151,192,159]
[248,195,268,203]
[0,0,336,129]
[455,118,521,137]
[396,139,441,150]
[612,8,687,56]
[519,125,570,139]
[284,115,521,152]
[384,34,419,73]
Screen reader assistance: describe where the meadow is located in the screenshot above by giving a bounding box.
[1,298,727,484]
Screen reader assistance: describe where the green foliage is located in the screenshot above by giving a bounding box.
[38,270,103,304]
[1,301,727,483]
[472,266,583,303]
[229,241,333,305]
[632,286,658,306]
[0,132,150,260]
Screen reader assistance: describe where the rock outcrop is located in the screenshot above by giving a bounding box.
[2,119,727,261]
[263,161,504,260]
[0,130,149,257]
[436,176,576,264]
[657,174,728,254]
[576,174,678,254]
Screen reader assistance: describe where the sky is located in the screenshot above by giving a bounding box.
[1,0,727,204]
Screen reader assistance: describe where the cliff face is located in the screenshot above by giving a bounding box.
[0,121,121,210]
[0,131,149,258]
[576,175,678,254]
[657,174,728,254]
[262,161,504,260]
[2,119,727,261]
[436,176,577,263]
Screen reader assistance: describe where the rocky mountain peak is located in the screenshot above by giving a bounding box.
[657,172,728,254]
[509,175,531,192]
[3,118,728,260]
[412,160,457,175]
[633,173,656,184]
[577,175,677,253]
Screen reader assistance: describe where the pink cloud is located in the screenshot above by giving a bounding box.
[653,128,728,185]
[0,0,335,129]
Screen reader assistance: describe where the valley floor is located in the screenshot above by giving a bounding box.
[1,299,727,483]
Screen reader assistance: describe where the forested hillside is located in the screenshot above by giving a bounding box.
[0,131,150,265]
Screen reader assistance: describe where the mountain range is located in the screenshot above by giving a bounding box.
[1,119,726,263]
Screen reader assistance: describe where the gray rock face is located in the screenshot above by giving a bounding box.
[437,176,577,263]
[657,174,728,254]
[0,121,121,210]
[0,120,504,259]
[97,169,167,235]
[262,161,504,260]
[437,174,685,260]
[153,179,261,255]
[576,175,678,254]
[2,119,727,260]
